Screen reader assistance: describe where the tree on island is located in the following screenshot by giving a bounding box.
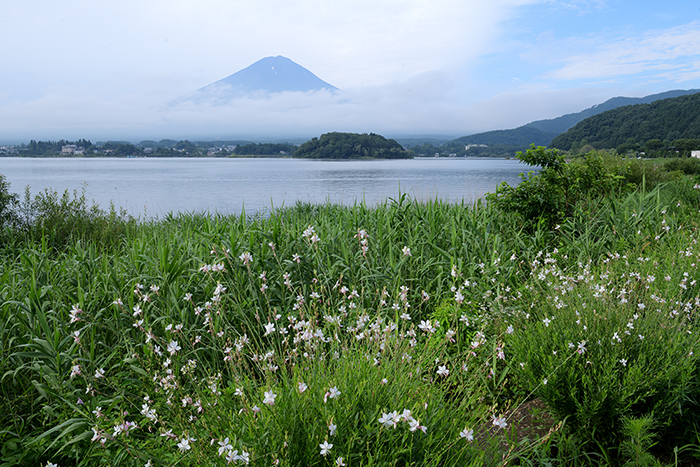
[293,132,412,159]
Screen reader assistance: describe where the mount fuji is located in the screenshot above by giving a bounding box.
[172,56,338,105]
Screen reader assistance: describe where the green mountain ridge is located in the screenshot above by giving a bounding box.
[448,89,700,151]
[549,92,700,151]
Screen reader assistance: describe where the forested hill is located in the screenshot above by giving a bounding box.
[443,89,700,156]
[293,132,412,159]
[527,89,700,135]
[549,92,700,151]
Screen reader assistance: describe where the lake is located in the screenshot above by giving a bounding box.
[0,157,530,217]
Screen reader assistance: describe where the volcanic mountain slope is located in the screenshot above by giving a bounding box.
[172,56,338,105]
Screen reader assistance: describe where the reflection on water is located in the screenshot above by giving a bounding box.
[0,157,529,217]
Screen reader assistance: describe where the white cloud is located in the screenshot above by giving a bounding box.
[0,73,618,144]
[1,0,543,97]
[3,0,699,143]
[543,21,700,81]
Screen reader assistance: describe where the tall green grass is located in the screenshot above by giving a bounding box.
[2,156,700,465]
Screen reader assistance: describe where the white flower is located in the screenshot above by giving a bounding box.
[336,457,346,466]
[94,368,105,379]
[167,340,181,355]
[492,415,507,429]
[402,246,412,256]
[378,412,393,427]
[327,386,341,399]
[227,449,249,464]
[218,437,233,456]
[177,437,192,452]
[329,423,337,436]
[460,428,474,441]
[239,251,253,265]
[226,450,240,463]
[302,225,315,238]
[437,365,449,377]
[408,418,426,433]
[577,341,587,354]
[298,381,308,393]
[263,390,277,406]
[69,304,82,323]
[264,322,275,336]
[320,440,333,456]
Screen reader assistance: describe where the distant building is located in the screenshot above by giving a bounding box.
[465,144,488,150]
[61,145,85,155]
[692,150,700,158]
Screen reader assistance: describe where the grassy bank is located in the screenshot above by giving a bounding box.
[2,150,700,466]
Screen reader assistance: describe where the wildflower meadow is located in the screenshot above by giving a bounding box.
[2,149,700,466]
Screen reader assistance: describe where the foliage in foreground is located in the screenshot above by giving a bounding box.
[2,155,700,465]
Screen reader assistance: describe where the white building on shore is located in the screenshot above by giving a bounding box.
[61,145,85,155]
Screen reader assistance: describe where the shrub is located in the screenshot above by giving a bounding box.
[18,185,137,249]
[487,146,632,229]
[0,173,19,229]
[663,157,700,176]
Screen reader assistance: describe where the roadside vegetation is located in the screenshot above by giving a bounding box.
[2,147,700,466]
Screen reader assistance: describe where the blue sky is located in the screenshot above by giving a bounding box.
[1,0,699,143]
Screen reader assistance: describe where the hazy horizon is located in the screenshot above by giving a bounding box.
[2,1,700,145]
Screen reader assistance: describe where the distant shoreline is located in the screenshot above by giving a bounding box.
[0,155,513,160]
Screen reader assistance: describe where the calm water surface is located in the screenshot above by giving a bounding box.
[0,157,529,217]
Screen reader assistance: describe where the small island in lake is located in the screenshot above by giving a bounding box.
[293,132,412,159]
